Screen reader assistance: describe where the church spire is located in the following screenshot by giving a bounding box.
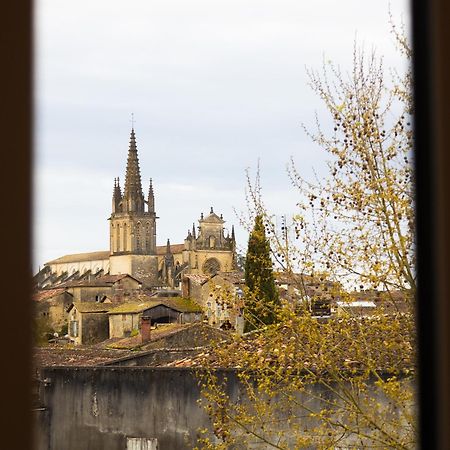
[148,178,155,212]
[123,128,145,212]
[166,238,171,253]
[112,177,122,213]
[192,222,196,239]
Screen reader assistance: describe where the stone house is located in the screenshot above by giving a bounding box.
[67,302,113,345]
[181,274,209,301]
[108,298,203,339]
[60,274,142,303]
[196,272,245,332]
[33,288,74,332]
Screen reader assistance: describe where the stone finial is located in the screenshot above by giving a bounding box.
[210,206,214,214]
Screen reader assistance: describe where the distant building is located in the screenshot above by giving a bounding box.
[33,288,74,332]
[108,298,203,339]
[67,302,113,345]
[35,128,237,289]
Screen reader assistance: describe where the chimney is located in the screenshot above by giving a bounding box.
[140,316,151,343]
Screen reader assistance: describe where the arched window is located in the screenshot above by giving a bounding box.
[203,258,221,275]
[136,222,141,252]
[209,235,216,248]
[116,223,121,252]
[123,223,127,251]
[145,222,151,252]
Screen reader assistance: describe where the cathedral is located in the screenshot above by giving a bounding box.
[38,128,236,288]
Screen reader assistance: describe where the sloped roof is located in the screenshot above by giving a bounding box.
[161,297,203,313]
[46,251,110,265]
[34,288,71,302]
[209,271,245,285]
[155,243,185,255]
[108,297,203,315]
[59,274,142,288]
[69,302,114,313]
[183,274,210,284]
[108,300,162,314]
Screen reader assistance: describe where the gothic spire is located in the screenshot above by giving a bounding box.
[148,178,155,212]
[192,222,196,239]
[166,238,171,254]
[112,177,123,213]
[231,224,235,241]
[123,128,145,212]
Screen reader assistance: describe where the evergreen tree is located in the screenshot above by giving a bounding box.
[244,215,279,331]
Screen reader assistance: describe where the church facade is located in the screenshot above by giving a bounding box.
[40,129,236,288]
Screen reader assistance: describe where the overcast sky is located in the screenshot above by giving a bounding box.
[33,0,410,271]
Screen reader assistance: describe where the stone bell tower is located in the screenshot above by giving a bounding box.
[109,128,159,285]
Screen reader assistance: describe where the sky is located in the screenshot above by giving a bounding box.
[33,0,411,271]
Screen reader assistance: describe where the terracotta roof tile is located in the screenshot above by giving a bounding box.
[34,288,70,302]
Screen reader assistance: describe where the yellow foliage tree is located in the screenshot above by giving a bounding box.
[195,31,416,450]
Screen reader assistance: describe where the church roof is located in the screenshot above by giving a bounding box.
[44,245,186,265]
[45,251,110,265]
[59,274,142,288]
[155,243,185,255]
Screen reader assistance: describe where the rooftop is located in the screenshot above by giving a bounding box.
[58,274,141,288]
[155,243,185,255]
[108,297,203,314]
[45,251,110,265]
[33,288,70,302]
[69,302,115,313]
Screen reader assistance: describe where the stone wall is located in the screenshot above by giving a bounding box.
[35,367,230,450]
[33,366,411,450]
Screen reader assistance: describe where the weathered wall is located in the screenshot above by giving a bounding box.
[109,312,140,338]
[81,313,110,344]
[110,254,159,286]
[35,292,73,332]
[36,367,233,450]
[69,286,112,302]
[102,348,204,367]
[34,367,412,450]
[141,323,230,351]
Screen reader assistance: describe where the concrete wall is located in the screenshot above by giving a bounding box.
[34,367,413,450]
[35,367,229,450]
